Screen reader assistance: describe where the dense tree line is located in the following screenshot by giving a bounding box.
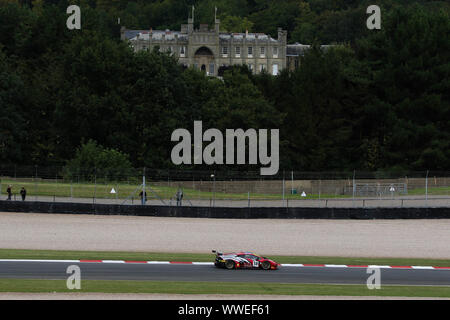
[0,0,449,172]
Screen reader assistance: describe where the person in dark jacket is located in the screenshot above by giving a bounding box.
[6,185,12,200]
[139,190,147,205]
[20,187,27,201]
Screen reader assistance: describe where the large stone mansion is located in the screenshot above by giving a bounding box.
[120,12,311,77]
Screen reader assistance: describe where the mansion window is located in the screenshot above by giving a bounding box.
[221,46,228,57]
[248,63,253,72]
[259,64,266,72]
[235,46,241,57]
[248,46,253,57]
[273,46,278,58]
[180,46,186,57]
[260,47,265,57]
[272,63,279,75]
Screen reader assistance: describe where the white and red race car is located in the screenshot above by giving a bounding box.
[213,250,280,270]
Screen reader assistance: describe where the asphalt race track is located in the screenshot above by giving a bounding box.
[0,262,449,286]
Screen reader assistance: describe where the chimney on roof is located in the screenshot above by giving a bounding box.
[278,27,287,43]
[245,29,248,37]
[214,6,220,34]
[188,5,194,33]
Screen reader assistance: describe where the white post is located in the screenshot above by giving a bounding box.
[425,170,429,204]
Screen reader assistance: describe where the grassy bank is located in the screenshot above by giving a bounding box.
[0,279,448,297]
[1,249,449,267]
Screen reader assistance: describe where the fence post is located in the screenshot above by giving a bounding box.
[291,171,294,195]
[142,167,146,206]
[34,165,38,202]
[352,170,355,207]
[94,169,97,204]
[213,172,216,207]
[425,170,429,206]
[319,179,321,201]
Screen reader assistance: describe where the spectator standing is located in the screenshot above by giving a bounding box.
[6,185,12,200]
[20,187,27,201]
[176,188,183,206]
[139,190,147,205]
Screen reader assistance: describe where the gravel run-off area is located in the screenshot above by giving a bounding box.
[1,212,449,259]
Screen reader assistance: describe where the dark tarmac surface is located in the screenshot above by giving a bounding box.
[1,262,449,286]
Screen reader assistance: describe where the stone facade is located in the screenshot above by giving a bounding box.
[121,15,288,77]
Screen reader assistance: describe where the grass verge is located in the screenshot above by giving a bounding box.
[0,279,449,297]
[1,249,449,267]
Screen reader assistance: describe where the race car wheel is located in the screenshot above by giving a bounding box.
[225,260,235,270]
[261,261,271,270]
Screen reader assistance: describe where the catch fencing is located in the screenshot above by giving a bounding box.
[0,166,449,208]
